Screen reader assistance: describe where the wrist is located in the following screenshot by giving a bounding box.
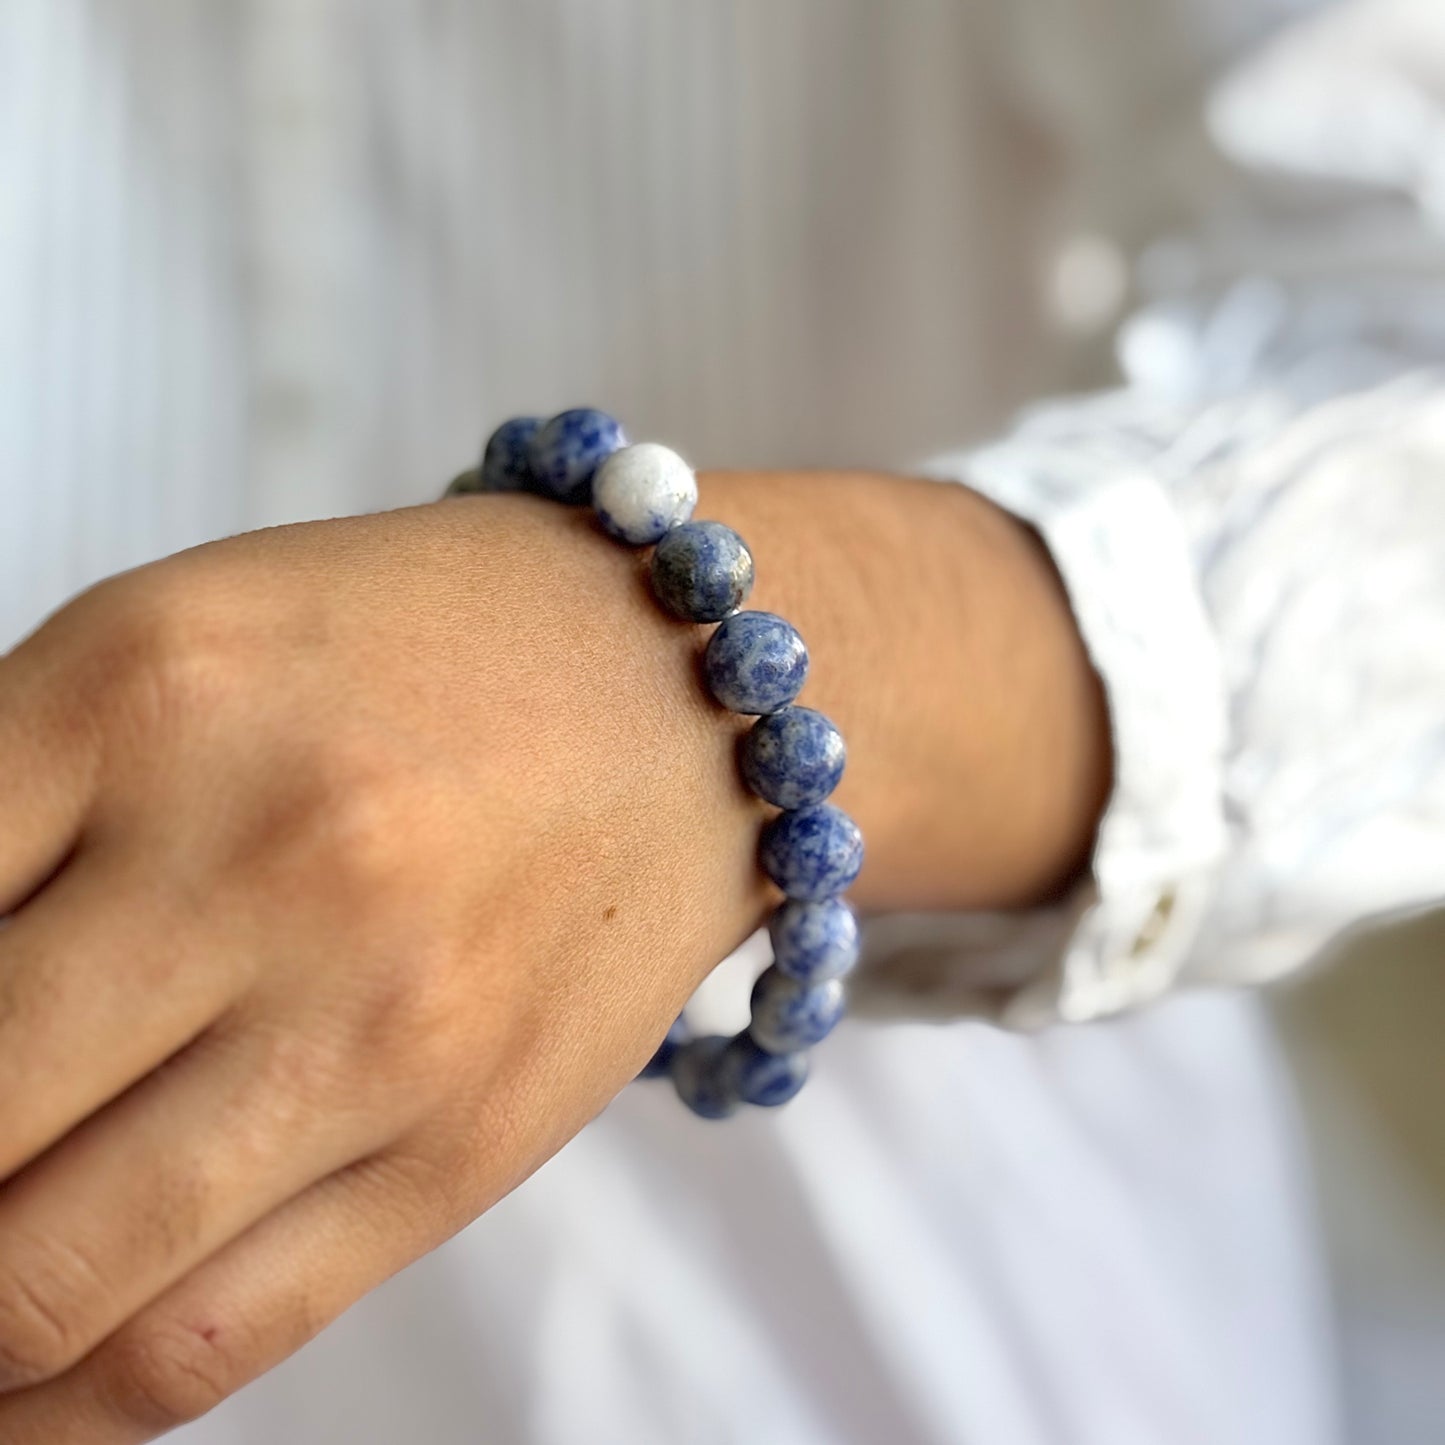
[697,469,1112,914]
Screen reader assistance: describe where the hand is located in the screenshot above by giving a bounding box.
[0,473,1108,1441]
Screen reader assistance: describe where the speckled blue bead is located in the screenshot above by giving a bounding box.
[671,1035,742,1119]
[769,898,860,984]
[740,706,846,809]
[528,408,627,504]
[725,1034,809,1106]
[759,803,864,901]
[638,1015,689,1080]
[703,611,809,715]
[748,967,846,1054]
[479,415,543,492]
[650,521,755,622]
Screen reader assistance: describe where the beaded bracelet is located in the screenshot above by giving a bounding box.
[446,408,863,1118]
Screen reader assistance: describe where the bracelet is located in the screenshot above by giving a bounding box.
[447,408,863,1117]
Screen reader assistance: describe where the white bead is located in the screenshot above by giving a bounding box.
[591,442,697,545]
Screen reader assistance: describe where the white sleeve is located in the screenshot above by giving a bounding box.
[851,378,1445,1028]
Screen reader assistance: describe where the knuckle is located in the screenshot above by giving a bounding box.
[246,1021,353,1119]
[74,571,247,738]
[319,771,418,890]
[349,1145,469,1235]
[223,731,449,941]
[104,1320,238,1432]
[274,945,471,1126]
[345,936,473,1079]
[0,1245,103,1386]
[284,743,441,905]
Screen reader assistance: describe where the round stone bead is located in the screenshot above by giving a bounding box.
[703,611,809,715]
[638,1015,688,1080]
[759,803,864,901]
[471,415,543,493]
[671,1035,741,1120]
[592,442,697,545]
[650,521,755,622]
[769,898,860,984]
[725,1034,809,1107]
[748,967,846,1054]
[740,706,846,809]
[528,408,627,504]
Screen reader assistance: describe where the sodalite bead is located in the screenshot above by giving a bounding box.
[740,706,846,809]
[528,408,627,504]
[592,442,697,545]
[759,803,864,901]
[703,611,808,715]
[769,898,860,984]
[725,1034,809,1107]
[650,521,755,622]
[638,1015,688,1080]
[748,966,846,1054]
[671,1035,742,1119]
[474,416,543,492]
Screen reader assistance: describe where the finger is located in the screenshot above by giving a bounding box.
[0,849,241,1181]
[0,1015,399,1395]
[0,636,100,912]
[0,1151,450,1444]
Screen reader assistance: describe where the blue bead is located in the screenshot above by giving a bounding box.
[479,416,543,492]
[769,898,860,984]
[703,611,809,715]
[529,408,627,504]
[740,706,846,809]
[759,803,864,901]
[671,1035,742,1120]
[725,1034,809,1106]
[638,1015,688,1080]
[650,521,755,622]
[748,966,846,1054]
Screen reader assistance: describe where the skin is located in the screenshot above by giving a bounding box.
[0,469,1109,1441]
